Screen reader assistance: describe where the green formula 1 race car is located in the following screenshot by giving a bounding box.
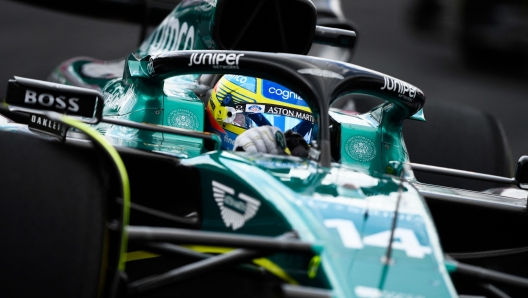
[1,0,528,297]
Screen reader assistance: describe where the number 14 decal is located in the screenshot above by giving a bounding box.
[324,219,432,259]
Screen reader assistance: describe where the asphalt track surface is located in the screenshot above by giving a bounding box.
[1,0,527,164]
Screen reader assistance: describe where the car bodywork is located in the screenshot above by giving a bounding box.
[2,0,528,297]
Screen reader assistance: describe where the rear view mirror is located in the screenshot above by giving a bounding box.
[313,26,356,49]
[515,156,528,189]
[4,77,104,139]
[5,77,104,123]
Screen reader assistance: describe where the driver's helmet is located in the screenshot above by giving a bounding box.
[207,75,314,150]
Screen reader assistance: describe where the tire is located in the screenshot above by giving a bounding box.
[403,100,513,191]
[403,101,524,256]
[0,130,118,298]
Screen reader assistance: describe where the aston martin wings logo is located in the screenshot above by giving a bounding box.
[212,180,261,230]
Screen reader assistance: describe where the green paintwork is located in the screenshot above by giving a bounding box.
[410,108,426,122]
[330,102,412,180]
[182,151,457,297]
[98,59,208,157]
[48,0,218,156]
[92,1,453,295]
[58,60,114,90]
[18,0,458,296]
[445,260,458,274]
[135,0,216,57]
[94,0,221,155]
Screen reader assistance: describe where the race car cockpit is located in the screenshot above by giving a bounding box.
[206,74,315,157]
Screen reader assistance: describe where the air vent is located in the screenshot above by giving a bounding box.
[213,0,316,55]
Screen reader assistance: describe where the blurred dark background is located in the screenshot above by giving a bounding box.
[344,0,528,179]
[1,0,527,176]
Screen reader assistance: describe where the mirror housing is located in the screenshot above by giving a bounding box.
[313,26,356,49]
[5,77,104,124]
[515,156,528,189]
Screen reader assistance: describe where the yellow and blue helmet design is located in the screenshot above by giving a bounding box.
[207,75,314,150]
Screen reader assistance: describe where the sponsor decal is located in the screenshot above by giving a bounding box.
[212,180,261,230]
[381,76,417,101]
[209,98,216,111]
[266,105,314,122]
[225,75,257,93]
[6,79,99,118]
[28,114,67,138]
[268,87,302,101]
[188,53,244,69]
[168,109,199,130]
[345,136,376,162]
[23,89,80,112]
[245,104,265,113]
[218,130,238,150]
[139,16,195,55]
[262,80,308,107]
[223,134,235,146]
[235,104,245,111]
[298,68,344,80]
[229,75,247,84]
